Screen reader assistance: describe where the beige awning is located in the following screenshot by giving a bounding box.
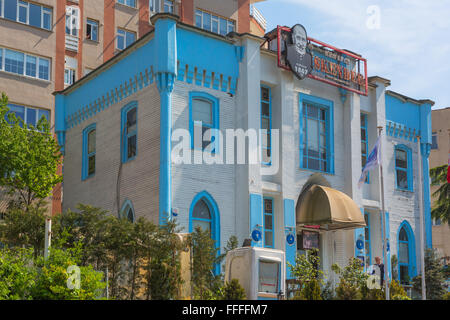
[296,185,366,231]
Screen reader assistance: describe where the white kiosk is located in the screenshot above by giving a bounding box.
[224,247,285,300]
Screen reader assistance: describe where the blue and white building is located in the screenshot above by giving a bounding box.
[54,13,434,288]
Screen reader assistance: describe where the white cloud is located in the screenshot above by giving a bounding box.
[263,0,450,108]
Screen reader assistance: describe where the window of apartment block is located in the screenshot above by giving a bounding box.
[117,0,136,8]
[0,47,50,81]
[263,198,274,248]
[117,29,136,50]
[149,0,173,13]
[64,68,76,85]
[65,6,79,36]
[431,132,438,150]
[195,9,235,36]
[5,103,49,129]
[86,19,98,41]
[261,85,272,165]
[1,0,52,30]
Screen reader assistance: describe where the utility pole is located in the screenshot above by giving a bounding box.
[377,126,390,300]
[417,135,427,300]
[44,217,52,260]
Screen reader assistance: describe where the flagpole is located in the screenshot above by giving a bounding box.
[417,135,427,300]
[377,126,390,300]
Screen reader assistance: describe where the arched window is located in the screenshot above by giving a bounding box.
[121,102,138,163]
[82,123,96,180]
[120,200,135,223]
[397,221,416,284]
[189,191,220,275]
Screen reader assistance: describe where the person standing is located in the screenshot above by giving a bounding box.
[374,256,385,287]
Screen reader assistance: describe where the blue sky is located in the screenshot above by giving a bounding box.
[253,0,450,109]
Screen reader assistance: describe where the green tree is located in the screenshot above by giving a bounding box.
[412,248,447,300]
[0,92,62,209]
[430,164,450,224]
[0,201,46,258]
[0,248,36,300]
[288,249,324,300]
[188,226,220,299]
[221,279,246,300]
[31,245,106,300]
[332,258,368,300]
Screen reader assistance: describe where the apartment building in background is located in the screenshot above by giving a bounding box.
[0,0,268,214]
[430,107,450,265]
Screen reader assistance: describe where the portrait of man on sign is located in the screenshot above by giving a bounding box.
[286,24,313,80]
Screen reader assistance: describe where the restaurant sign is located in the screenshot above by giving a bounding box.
[275,25,368,96]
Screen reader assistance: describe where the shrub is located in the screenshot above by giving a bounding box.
[221,279,246,300]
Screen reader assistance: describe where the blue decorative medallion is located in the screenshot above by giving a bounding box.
[251,229,262,242]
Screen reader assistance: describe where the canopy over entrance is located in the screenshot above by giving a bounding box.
[296,185,366,231]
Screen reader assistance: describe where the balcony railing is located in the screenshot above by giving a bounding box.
[65,34,79,52]
[250,5,267,31]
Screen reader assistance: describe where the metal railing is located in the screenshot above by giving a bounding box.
[250,5,267,31]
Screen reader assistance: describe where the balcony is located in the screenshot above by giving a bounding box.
[65,34,79,52]
[250,5,267,31]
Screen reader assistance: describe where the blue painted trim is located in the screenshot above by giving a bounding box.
[394,144,413,192]
[354,208,366,270]
[120,101,138,163]
[81,123,96,181]
[189,91,220,153]
[365,211,372,265]
[189,191,221,275]
[396,220,417,282]
[120,199,135,223]
[250,194,263,248]
[261,85,272,166]
[283,199,296,280]
[263,197,274,249]
[55,94,66,154]
[299,93,334,174]
[361,113,370,184]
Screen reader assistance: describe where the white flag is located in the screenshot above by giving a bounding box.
[358,136,382,188]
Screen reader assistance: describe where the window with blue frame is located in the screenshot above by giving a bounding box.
[116,28,136,50]
[395,145,413,191]
[361,113,369,183]
[120,200,135,223]
[364,212,371,266]
[0,0,52,30]
[82,124,96,180]
[195,9,235,36]
[117,0,136,8]
[263,198,274,248]
[5,104,49,128]
[190,92,219,153]
[189,191,221,275]
[397,222,416,285]
[261,86,272,165]
[300,94,333,173]
[0,47,50,81]
[121,103,137,163]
